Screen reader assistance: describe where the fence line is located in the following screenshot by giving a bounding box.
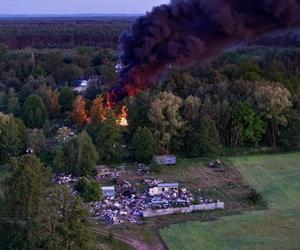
[143,202,225,218]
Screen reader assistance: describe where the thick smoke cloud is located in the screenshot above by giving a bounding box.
[107,0,300,106]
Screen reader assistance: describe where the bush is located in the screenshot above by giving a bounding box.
[75,177,102,202]
[247,188,263,205]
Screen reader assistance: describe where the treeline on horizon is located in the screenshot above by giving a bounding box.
[0,17,133,49]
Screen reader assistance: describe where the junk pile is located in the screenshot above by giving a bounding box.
[144,178,163,187]
[207,159,228,169]
[87,179,213,225]
[52,174,78,185]
[136,163,150,176]
[95,167,124,182]
[149,188,195,209]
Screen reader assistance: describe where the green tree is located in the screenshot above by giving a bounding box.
[0,155,50,249]
[0,156,95,250]
[22,94,48,128]
[127,91,151,132]
[253,83,292,149]
[26,129,46,154]
[59,87,75,112]
[6,96,21,117]
[183,96,201,125]
[131,127,157,163]
[185,117,219,157]
[87,111,124,163]
[53,131,99,176]
[75,177,103,202]
[0,113,26,163]
[36,85,61,118]
[54,64,83,84]
[231,102,266,147]
[279,110,300,150]
[148,92,184,154]
[39,185,95,250]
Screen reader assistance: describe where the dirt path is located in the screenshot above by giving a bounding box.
[92,227,165,250]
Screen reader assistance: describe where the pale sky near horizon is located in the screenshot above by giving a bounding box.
[0,0,170,15]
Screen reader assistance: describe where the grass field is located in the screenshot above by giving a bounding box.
[160,153,300,250]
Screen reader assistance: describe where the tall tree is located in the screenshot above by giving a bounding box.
[89,95,106,123]
[183,95,201,125]
[22,94,48,128]
[87,111,124,163]
[26,129,46,154]
[279,110,300,150]
[40,186,95,250]
[0,113,26,164]
[36,85,61,118]
[0,155,50,249]
[253,83,292,148]
[131,127,158,163]
[59,87,75,112]
[148,92,184,153]
[53,131,99,176]
[72,95,88,126]
[231,102,266,147]
[0,156,95,250]
[184,117,219,157]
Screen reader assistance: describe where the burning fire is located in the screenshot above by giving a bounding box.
[116,105,128,127]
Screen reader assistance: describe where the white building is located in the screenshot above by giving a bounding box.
[101,186,116,198]
[149,183,179,196]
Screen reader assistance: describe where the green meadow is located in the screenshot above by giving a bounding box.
[160,153,300,250]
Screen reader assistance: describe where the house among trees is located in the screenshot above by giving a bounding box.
[149,183,179,196]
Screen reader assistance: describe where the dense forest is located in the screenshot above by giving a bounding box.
[0,17,133,49]
[0,17,300,249]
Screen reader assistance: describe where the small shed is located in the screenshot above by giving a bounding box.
[154,155,176,165]
[149,182,179,196]
[101,186,116,198]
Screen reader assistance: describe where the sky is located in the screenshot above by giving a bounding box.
[0,0,170,15]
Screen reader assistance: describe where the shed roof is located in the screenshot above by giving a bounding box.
[158,183,179,188]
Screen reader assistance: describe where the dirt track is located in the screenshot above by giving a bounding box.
[92,227,165,250]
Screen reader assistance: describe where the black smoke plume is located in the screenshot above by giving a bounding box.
[107,0,300,106]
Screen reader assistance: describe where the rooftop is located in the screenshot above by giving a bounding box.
[157,183,179,188]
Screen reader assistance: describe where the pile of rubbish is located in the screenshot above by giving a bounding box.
[115,178,137,197]
[149,189,195,209]
[206,159,224,169]
[52,174,78,185]
[95,169,125,182]
[136,163,150,176]
[88,178,199,224]
[144,178,163,187]
[88,193,150,224]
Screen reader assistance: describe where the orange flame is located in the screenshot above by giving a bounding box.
[116,105,128,127]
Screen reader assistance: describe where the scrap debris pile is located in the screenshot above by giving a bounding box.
[95,166,125,182]
[52,174,78,185]
[88,178,201,224]
[52,168,223,225]
[136,163,150,176]
[143,178,163,187]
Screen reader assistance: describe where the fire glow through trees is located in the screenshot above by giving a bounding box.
[116,105,129,127]
[106,0,300,107]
